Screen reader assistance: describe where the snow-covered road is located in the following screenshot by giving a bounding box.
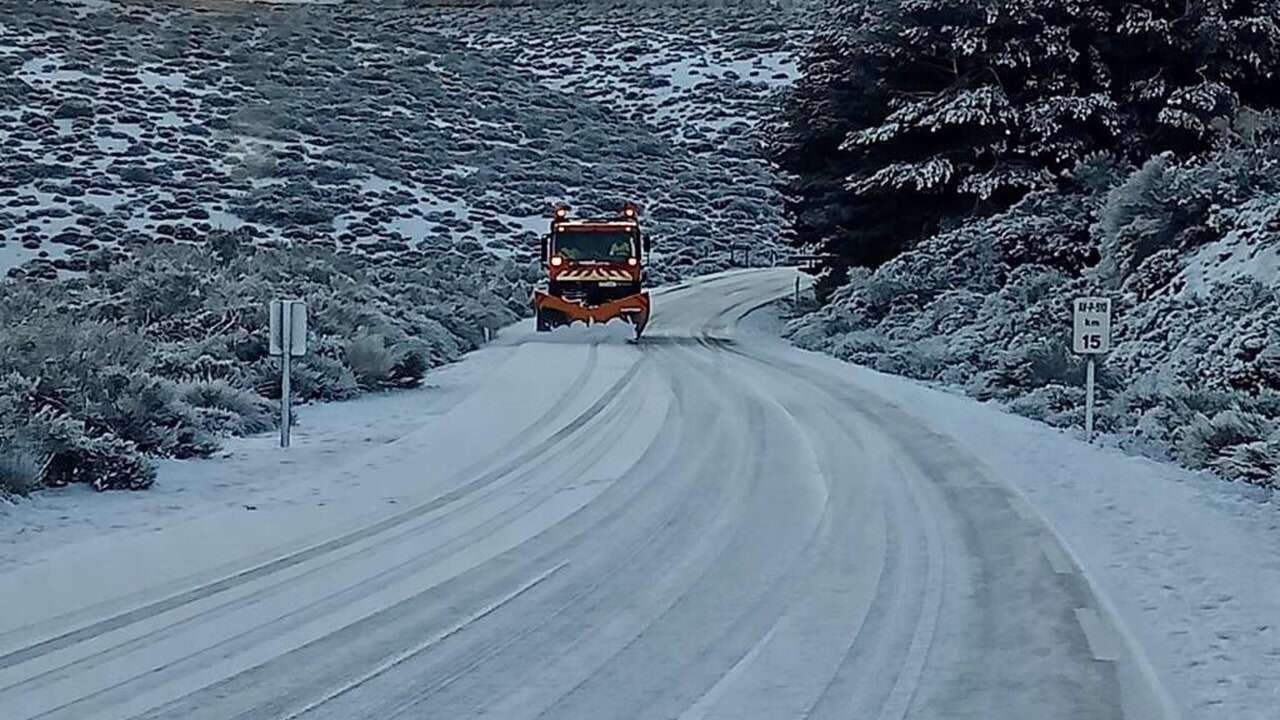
[2,269,1274,719]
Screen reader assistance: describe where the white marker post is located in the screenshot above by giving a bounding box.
[1072,297,1111,443]
[269,299,308,448]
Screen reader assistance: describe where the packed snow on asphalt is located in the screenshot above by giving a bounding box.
[1,269,1277,720]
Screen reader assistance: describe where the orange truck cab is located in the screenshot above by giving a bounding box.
[533,202,652,338]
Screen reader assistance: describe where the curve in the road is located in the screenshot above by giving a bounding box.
[0,269,1169,720]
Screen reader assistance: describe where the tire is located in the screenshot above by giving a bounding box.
[536,308,552,332]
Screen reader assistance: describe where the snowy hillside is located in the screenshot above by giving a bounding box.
[0,0,816,496]
[0,0,805,281]
[1176,196,1280,295]
[789,143,1280,486]
[774,0,1280,488]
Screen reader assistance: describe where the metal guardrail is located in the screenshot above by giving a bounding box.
[726,247,837,269]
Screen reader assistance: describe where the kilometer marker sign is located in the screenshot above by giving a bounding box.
[1073,297,1111,354]
[1072,297,1112,443]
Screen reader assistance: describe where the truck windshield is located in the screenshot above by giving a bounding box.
[554,230,635,261]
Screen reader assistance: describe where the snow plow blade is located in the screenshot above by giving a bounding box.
[533,290,651,337]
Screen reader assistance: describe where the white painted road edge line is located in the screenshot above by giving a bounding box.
[983,474,1184,720]
[1041,539,1075,576]
[1074,608,1122,662]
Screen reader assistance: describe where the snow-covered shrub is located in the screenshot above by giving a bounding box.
[1124,248,1183,299]
[81,370,219,460]
[0,221,539,491]
[343,333,396,390]
[1097,114,1280,288]
[0,439,44,497]
[152,335,254,385]
[1213,429,1280,487]
[1175,409,1271,470]
[179,380,276,436]
[788,106,1280,486]
[827,329,891,365]
[388,339,431,389]
[1008,384,1086,427]
[30,408,155,492]
[1095,154,1183,285]
[968,339,1099,402]
[255,351,361,404]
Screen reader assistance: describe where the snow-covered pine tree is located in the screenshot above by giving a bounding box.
[770,0,888,291]
[1100,0,1280,151]
[774,0,1280,291]
[773,0,1120,293]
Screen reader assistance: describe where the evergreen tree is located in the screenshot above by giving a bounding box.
[774,0,1280,293]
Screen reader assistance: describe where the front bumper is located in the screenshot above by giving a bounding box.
[533,289,651,327]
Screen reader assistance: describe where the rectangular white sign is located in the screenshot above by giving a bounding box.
[1072,297,1111,354]
[269,299,307,357]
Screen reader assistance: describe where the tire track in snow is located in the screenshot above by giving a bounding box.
[277,561,570,720]
[0,346,648,709]
[132,360,695,720]
[0,352,617,697]
[17,365,657,720]
[691,296,936,720]
[516,342,790,720]
[724,334,1129,719]
[365,344,767,720]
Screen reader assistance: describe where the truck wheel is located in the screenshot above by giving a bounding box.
[536,308,552,332]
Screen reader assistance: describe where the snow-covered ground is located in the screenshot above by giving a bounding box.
[0,0,806,278]
[788,170,1280,486]
[1,270,1276,719]
[1177,195,1280,295]
[745,311,1280,720]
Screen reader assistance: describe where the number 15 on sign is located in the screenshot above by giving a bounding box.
[1072,297,1111,443]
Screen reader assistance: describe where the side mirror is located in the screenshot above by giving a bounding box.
[643,234,652,253]
[541,235,550,263]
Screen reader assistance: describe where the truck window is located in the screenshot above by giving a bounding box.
[555,231,636,261]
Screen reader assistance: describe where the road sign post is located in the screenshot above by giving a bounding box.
[1072,297,1111,443]
[270,299,307,448]
[1085,356,1096,441]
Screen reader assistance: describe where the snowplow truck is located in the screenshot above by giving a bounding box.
[533,202,651,338]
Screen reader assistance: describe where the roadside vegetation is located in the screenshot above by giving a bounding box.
[0,232,534,495]
[775,0,1280,486]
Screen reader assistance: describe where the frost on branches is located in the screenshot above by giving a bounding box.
[773,0,1280,295]
[789,117,1280,487]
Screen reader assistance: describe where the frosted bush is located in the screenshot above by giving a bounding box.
[344,333,396,391]
[1176,409,1271,470]
[1123,248,1183,299]
[179,380,276,436]
[0,223,544,490]
[281,353,361,402]
[84,371,218,459]
[829,330,890,364]
[1213,433,1280,487]
[31,408,155,491]
[0,439,45,497]
[1009,384,1088,427]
